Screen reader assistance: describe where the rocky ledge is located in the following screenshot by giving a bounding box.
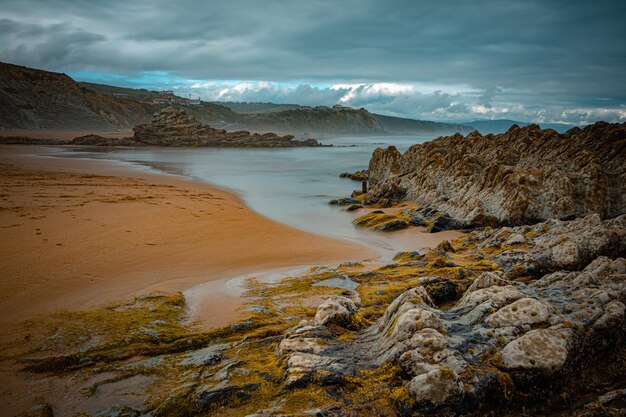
[364,122,626,226]
[130,107,324,147]
[276,214,626,416]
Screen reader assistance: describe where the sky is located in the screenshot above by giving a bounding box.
[1,0,625,124]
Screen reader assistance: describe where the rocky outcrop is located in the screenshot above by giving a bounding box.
[339,170,368,181]
[279,256,625,413]
[131,107,323,147]
[0,62,149,130]
[476,213,626,274]
[366,122,626,225]
[274,212,626,414]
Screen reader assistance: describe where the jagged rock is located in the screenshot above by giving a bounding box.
[505,233,526,246]
[93,405,140,417]
[488,214,626,273]
[408,211,428,227]
[428,215,471,233]
[277,296,360,387]
[72,134,137,146]
[366,122,626,225]
[132,107,323,147]
[212,359,243,382]
[375,219,408,231]
[287,255,626,411]
[328,197,360,206]
[436,240,455,253]
[314,296,357,326]
[195,382,259,409]
[339,170,368,181]
[180,343,230,366]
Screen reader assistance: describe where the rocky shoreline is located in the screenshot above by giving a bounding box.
[7,123,626,417]
[0,107,326,148]
[365,122,626,225]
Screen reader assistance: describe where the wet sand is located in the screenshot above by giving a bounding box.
[0,130,133,140]
[0,145,375,329]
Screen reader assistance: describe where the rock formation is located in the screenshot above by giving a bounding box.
[365,122,626,226]
[131,107,323,147]
[276,214,626,415]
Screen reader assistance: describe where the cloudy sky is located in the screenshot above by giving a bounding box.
[1,0,625,124]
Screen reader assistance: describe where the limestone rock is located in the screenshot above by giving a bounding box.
[408,367,464,406]
[485,297,551,327]
[314,296,358,326]
[487,214,626,273]
[499,326,574,374]
[366,122,626,225]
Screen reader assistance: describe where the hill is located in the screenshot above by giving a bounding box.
[217,101,303,114]
[0,62,150,130]
[0,62,471,135]
[465,119,577,134]
[373,114,471,135]
[80,82,244,127]
[219,102,472,135]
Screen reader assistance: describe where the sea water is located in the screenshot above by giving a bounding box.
[57,134,439,259]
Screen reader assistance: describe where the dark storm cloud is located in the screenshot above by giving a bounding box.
[0,0,625,123]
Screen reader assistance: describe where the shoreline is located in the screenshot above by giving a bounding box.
[0,145,375,328]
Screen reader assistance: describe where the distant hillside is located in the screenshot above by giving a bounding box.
[374,114,472,135]
[220,102,471,135]
[0,62,150,130]
[465,119,577,134]
[218,101,303,114]
[81,82,244,126]
[239,106,382,134]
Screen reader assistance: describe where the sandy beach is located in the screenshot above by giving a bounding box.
[0,130,133,140]
[0,145,374,329]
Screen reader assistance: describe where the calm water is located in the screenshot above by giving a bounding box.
[56,135,437,259]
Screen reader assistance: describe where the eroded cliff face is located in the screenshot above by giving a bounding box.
[366,122,626,225]
[0,62,150,130]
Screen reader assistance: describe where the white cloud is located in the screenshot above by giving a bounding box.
[174,79,626,124]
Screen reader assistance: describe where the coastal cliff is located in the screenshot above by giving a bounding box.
[0,62,150,130]
[365,122,626,225]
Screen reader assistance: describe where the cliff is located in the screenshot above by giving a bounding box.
[0,62,150,130]
[366,122,626,225]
